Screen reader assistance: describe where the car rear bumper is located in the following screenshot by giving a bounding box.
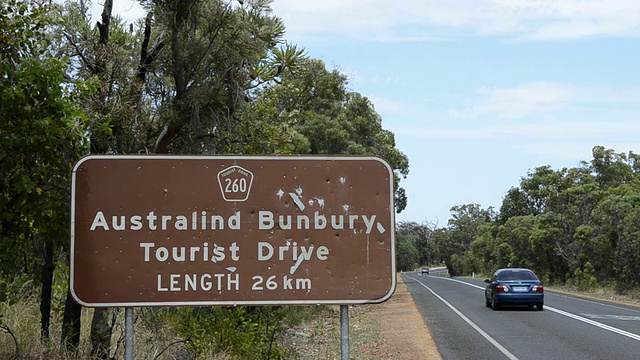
[495,293,543,305]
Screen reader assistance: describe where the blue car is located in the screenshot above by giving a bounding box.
[485,268,544,311]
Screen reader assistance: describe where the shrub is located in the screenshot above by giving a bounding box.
[177,306,287,359]
[569,262,598,291]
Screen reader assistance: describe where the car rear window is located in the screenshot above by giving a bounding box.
[497,270,538,281]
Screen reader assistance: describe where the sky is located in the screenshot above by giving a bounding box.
[91,0,640,226]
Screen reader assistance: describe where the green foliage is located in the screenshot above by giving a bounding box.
[51,0,409,356]
[1,0,89,280]
[0,274,33,306]
[498,187,536,222]
[395,232,419,271]
[411,146,640,292]
[51,263,69,315]
[470,224,497,273]
[245,57,410,212]
[1,0,93,348]
[397,221,438,266]
[568,262,598,291]
[177,306,286,359]
[0,0,52,60]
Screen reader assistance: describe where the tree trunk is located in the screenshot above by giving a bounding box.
[61,290,82,352]
[90,308,112,359]
[88,3,117,353]
[40,240,54,340]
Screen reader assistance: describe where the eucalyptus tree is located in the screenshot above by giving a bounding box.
[498,187,537,222]
[60,0,302,155]
[397,221,438,266]
[589,146,636,187]
[58,0,305,356]
[491,216,537,270]
[395,232,419,272]
[58,0,406,354]
[441,204,495,275]
[246,57,410,212]
[469,223,498,273]
[0,0,90,341]
[491,146,640,285]
[447,204,494,248]
[586,151,640,287]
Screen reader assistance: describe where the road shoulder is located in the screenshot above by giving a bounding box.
[284,274,442,359]
[373,273,442,359]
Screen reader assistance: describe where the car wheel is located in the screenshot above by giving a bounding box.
[537,302,544,311]
[486,297,491,308]
[491,295,500,310]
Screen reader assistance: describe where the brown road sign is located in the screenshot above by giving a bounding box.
[71,155,396,307]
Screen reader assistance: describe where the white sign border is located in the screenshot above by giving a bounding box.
[70,155,397,307]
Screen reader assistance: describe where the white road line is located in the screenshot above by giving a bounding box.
[581,314,640,321]
[425,276,640,343]
[410,276,519,360]
[548,307,640,341]
[550,292,640,313]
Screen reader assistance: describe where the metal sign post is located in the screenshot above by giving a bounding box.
[125,307,134,360]
[341,305,350,360]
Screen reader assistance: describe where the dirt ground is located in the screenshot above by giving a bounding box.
[286,274,441,359]
[368,274,442,359]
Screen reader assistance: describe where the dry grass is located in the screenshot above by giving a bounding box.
[547,284,640,306]
[2,275,441,360]
[0,299,93,360]
[281,275,441,359]
[0,298,229,360]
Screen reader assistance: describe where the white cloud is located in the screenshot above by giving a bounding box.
[83,1,640,41]
[448,83,640,120]
[513,141,640,161]
[271,0,640,42]
[391,120,640,141]
[345,69,403,87]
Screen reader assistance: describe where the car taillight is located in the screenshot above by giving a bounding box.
[532,285,544,292]
[496,285,509,292]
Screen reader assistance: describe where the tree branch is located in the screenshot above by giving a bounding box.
[137,14,165,82]
[96,0,113,45]
[0,325,20,359]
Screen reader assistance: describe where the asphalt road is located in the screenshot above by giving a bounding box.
[402,272,640,360]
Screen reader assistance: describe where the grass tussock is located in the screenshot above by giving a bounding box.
[548,284,640,305]
[0,287,348,360]
[0,297,91,360]
[0,292,233,360]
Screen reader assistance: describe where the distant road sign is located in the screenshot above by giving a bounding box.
[71,155,396,307]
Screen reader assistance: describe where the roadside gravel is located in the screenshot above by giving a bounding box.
[285,274,441,359]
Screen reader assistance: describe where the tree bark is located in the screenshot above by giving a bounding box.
[96,0,112,45]
[153,123,180,154]
[90,0,119,355]
[153,0,191,154]
[137,14,165,82]
[61,291,82,352]
[90,308,113,360]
